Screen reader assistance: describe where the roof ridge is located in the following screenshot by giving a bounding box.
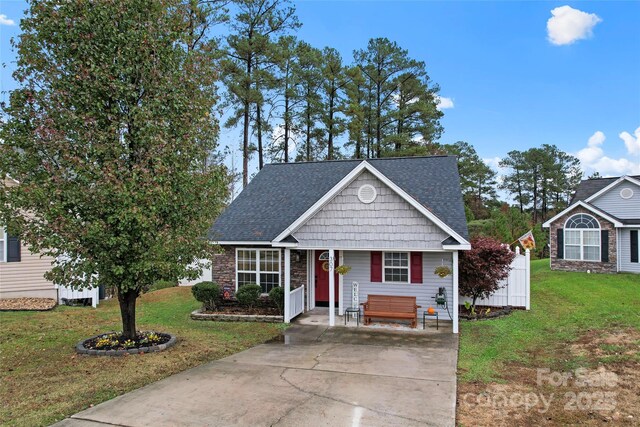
[264,155,456,167]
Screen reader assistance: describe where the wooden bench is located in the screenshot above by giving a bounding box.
[361,295,421,328]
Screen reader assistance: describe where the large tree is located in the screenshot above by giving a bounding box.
[354,38,441,158]
[318,47,347,160]
[499,145,582,222]
[0,0,228,340]
[222,0,299,186]
[444,141,497,219]
[293,41,323,161]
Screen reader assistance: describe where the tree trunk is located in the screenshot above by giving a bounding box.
[118,289,139,340]
[256,103,264,170]
[284,92,290,163]
[328,88,334,160]
[305,102,311,161]
[242,100,249,188]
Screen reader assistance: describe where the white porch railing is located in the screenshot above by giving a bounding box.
[460,247,531,309]
[288,285,304,320]
[57,285,99,308]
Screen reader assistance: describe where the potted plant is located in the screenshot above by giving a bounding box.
[335,265,352,275]
[434,265,452,278]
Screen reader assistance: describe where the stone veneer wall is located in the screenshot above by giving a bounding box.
[549,206,617,273]
[212,245,308,292]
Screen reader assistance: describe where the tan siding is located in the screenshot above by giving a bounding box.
[0,243,56,298]
[293,170,449,249]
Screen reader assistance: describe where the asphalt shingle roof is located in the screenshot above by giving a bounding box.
[209,156,469,243]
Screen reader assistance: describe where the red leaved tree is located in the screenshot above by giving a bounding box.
[459,237,516,311]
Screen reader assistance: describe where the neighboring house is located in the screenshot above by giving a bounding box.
[0,178,57,299]
[209,156,470,333]
[542,175,640,274]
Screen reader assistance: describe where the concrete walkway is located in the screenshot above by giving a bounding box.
[54,325,458,427]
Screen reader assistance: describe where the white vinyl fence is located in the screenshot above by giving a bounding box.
[57,285,99,308]
[288,285,305,321]
[460,247,531,309]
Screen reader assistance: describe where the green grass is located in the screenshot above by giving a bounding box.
[458,259,640,383]
[0,287,283,426]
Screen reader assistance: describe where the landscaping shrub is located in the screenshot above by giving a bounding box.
[236,284,262,308]
[459,237,515,312]
[269,286,285,315]
[191,281,222,311]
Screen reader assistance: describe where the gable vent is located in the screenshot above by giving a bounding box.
[620,188,634,199]
[358,184,377,204]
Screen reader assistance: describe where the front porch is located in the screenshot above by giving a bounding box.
[294,307,454,333]
[283,247,459,333]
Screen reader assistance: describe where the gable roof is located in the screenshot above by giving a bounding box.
[571,175,640,203]
[209,156,469,243]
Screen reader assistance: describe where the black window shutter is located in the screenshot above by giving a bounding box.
[556,228,564,259]
[631,230,639,263]
[601,230,609,262]
[7,233,21,263]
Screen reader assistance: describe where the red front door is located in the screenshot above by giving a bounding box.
[315,250,339,306]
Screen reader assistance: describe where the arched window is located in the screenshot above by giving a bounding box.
[564,214,600,261]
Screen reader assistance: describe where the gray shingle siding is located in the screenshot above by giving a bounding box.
[209,156,468,243]
[293,171,449,249]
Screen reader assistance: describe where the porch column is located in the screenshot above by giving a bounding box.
[338,252,344,316]
[284,248,291,323]
[452,251,459,334]
[329,249,335,326]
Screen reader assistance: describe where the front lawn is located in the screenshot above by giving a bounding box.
[0,287,282,426]
[457,260,640,425]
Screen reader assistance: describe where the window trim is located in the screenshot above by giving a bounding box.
[563,214,601,262]
[235,248,281,293]
[382,251,411,284]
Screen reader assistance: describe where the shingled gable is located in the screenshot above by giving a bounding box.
[209,156,469,245]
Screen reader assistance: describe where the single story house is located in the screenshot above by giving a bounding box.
[209,156,470,333]
[1,178,57,299]
[542,174,640,274]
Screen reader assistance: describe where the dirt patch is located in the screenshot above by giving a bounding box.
[457,329,640,426]
[0,298,57,311]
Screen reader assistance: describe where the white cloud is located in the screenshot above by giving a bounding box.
[436,96,454,110]
[547,6,602,46]
[619,127,640,155]
[576,130,640,176]
[0,14,15,26]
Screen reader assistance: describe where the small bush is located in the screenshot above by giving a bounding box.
[191,281,222,311]
[236,284,262,308]
[269,286,285,315]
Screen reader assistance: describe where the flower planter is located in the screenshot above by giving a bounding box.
[75,332,177,356]
[191,308,283,323]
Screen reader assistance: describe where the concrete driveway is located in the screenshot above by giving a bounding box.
[54,325,458,427]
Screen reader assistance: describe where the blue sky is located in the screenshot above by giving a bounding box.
[1,1,639,179]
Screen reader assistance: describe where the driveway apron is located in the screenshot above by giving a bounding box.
[53,325,458,427]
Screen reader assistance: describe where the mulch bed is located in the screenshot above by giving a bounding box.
[201,305,281,316]
[82,331,172,351]
[459,304,514,320]
[0,298,57,311]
